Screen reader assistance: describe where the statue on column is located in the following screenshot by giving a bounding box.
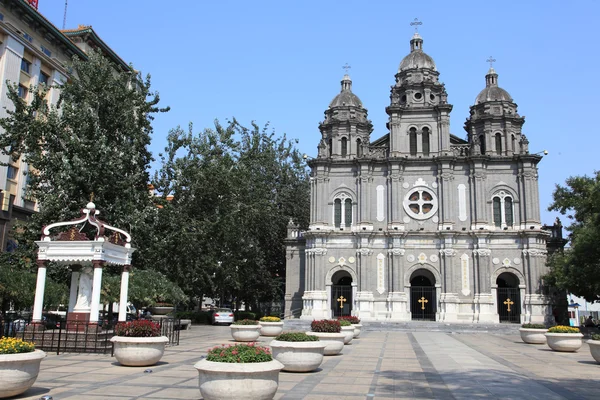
[74,266,93,311]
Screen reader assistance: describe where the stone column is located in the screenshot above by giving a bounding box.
[472,169,487,228]
[89,260,104,323]
[118,265,132,322]
[32,260,47,323]
[68,266,81,313]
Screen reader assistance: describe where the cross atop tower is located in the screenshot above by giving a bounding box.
[410,18,422,32]
[486,56,496,68]
[342,63,351,75]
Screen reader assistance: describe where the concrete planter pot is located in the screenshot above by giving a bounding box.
[0,350,46,398]
[545,332,583,352]
[341,326,354,344]
[269,340,326,372]
[230,325,261,342]
[587,340,600,363]
[259,321,284,337]
[150,306,174,315]
[110,336,169,366]
[352,323,363,338]
[194,358,284,400]
[519,328,547,344]
[306,332,345,355]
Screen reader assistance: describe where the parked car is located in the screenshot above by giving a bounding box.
[211,308,234,325]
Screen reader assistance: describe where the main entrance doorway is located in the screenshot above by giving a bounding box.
[497,272,521,323]
[410,272,436,321]
[331,272,352,317]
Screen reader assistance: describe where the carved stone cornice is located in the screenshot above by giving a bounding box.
[522,249,547,257]
[439,249,456,257]
[473,249,491,257]
[356,248,373,256]
[388,248,405,256]
[306,248,328,256]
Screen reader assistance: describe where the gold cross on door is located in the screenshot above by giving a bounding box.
[503,298,514,312]
[418,296,428,310]
[337,296,347,309]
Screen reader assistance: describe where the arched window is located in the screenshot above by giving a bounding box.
[422,127,430,156]
[495,133,502,155]
[511,135,516,153]
[409,128,417,156]
[333,193,353,229]
[328,138,333,157]
[341,137,347,157]
[479,135,485,155]
[356,138,362,158]
[492,191,514,229]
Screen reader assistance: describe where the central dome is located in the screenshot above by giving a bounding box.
[398,33,437,72]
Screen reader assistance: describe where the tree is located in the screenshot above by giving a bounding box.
[0,50,168,267]
[149,120,309,310]
[546,172,600,303]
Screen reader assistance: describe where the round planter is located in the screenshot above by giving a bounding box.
[519,328,547,344]
[352,323,363,338]
[545,332,583,352]
[0,350,46,398]
[341,326,354,344]
[110,336,169,366]
[269,340,326,372]
[194,358,284,400]
[230,325,261,342]
[150,306,174,315]
[305,332,345,355]
[259,321,284,337]
[587,340,600,363]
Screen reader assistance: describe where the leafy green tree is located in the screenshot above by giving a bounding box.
[546,172,600,302]
[150,120,309,311]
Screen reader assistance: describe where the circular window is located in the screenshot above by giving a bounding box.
[414,92,422,100]
[403,187,438,220]
[430,94,435,101]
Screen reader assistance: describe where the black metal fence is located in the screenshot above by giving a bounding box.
[332,285,352,317]
[411,286,436,321]
[2,314,181,355]
[497,287,521,323]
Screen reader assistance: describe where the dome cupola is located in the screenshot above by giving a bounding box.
[329,74,363,108]
[398,32,437,72]
[475,67,513,103]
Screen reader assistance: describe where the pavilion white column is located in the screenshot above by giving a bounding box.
[118,265,131,322]
[89,261,104,323]
[68,268,81,313]
[32,260,47,323]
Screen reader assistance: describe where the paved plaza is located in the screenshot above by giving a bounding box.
[14,324,600,400]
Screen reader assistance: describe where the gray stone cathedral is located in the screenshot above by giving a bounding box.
[284,31,551,324]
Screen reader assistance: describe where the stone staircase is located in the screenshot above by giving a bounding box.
[283,319,521,335]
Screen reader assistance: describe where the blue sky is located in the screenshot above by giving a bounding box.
[39,0,599,227]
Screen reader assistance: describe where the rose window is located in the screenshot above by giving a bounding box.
[403,187,438,220]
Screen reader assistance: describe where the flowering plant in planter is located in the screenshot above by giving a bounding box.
[338,316,360,324]
[260,316,281,322]
[207,343,272,363]
[0,337,35,354]
[339,320,352,327]
[592,334,600,341]
[232,319,259,325]
[114,320,161,337]
[275,332,320,342]
[311,319,341,333]
[547,325,580,334]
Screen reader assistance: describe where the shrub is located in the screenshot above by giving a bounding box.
[547,325,580,334]
[114,320,161,337]
[521,323,546,329]
[338,315,360,324]
[0,337,35,354]
[260,316,281,322]
[592,334,600,341]
[232,319,259,325]
[234,311,262,321]
[311,319,341,333]
[275,332,320,342]
[174,311,212,324]
[206,343,272,363]
[339,320,352,327]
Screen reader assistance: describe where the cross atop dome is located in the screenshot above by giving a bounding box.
[410,18,422,33]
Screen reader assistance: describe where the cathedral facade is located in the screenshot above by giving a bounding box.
[284,31,551,324]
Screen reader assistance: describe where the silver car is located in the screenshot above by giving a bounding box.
[211,308,234,325]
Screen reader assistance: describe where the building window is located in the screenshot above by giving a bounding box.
[328,138,332,157]
[23,32,33,43]
[403,187,438,220]
[40,45,52,57]
[333,193,353,228]
[479,135,485,155]
[7,165,18,180]
[495,133,502,155]
[511,135,516,153]
[17,85,28,99]
[492,191,514,229]
[341,137,347,157]
[39,72,49,86]
[409,127,417,156]
[422,127,430,156]
[356,138,362,157]
[21,59,31,74]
